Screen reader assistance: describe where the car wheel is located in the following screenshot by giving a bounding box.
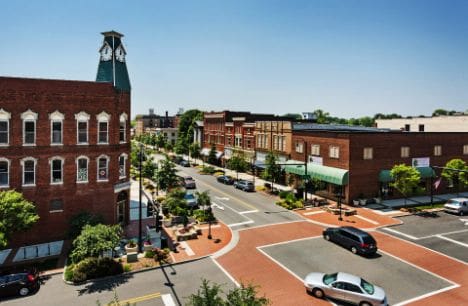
[19,287,30,296]
[461,211,464,216]
[359,302,372,306]
[312,288,324,299]
[324,234,330,241]
[351,246,358,254]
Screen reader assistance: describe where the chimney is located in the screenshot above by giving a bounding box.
[165,111,168,118]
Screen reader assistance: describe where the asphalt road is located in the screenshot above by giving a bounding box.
[2,258,236,306]
[259,237,454,306]
[380,211,468,263]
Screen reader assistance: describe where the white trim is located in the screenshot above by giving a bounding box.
[119,153,127,179]
[20,157,37,187]
[0,109,11,120]
[49,156,65,185]
[50,118,63,146]
[22,113,37,146]
[96,111,111,121]
[76,155,89,183]
[0,109,10,146]
[97,154,110,182]
[0,157,10,188]
[48,110,64,121]
[97,120,109,144]
[119,112,128,121]
[20,109,38,120]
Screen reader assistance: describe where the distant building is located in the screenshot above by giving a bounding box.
[134,109,177,136]
[0,30,131,248]
[155,127,178,146]
[193,120,204,144]
[375,115,468,132]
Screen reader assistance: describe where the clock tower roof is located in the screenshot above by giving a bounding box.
[96,30,131,92]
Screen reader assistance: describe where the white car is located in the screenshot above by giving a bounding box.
[444,198,468,216]
[304,272,387,306]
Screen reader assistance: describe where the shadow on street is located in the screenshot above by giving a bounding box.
[76,273,134,296]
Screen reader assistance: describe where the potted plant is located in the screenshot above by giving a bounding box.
[125,239,138,254]
[143,239,153,252]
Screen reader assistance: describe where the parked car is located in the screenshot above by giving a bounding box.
[234,180,255,192]
[0,271,39,298]
[184,192,198,208]
[183,176,196,189]
[444,198,468,216]
[323,226,377,256]
[304,272,387,306]
[179,160,190,167]
[217,175,235,185]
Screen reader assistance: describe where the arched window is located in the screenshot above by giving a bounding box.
[119,153,128,178]
[0,109,11,146]
[50,156,65,184]
[75,112,90,144]
[97,155,110,181]
[97,112,111,144]
[21,157,37,186]
[0,158,10,187]
[21,109,38,146]
[76,155,89,183]
[119,113,128,143]
[49,111,65,145]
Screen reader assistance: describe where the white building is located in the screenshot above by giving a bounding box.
[155,127,178,145]
[375,115,468,132]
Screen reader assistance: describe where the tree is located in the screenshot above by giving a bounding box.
[142,158,156,179]
[441,159,468,195]
[0,190,39,249]
[312,109,330,124]
[164,189,188,217]
[189,142,201,163]
[208,144,218,165]
[70,224,122,263]
[68,211,104,240]
[155,133,167,151]
[155,159,179,191]
[227,153,249,181]
[226,283,270,306]
[165,142,173,152]
[390,164,421,206]
[262,152,282,192]
[187,279,225,306]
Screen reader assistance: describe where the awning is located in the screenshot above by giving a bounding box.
[254,160,265,169]
[215,151,223,159]
[379,167,436,183]
[283,160,349,186]
[200,148,210,156]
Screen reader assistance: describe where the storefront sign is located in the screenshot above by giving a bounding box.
[412,157,430,168]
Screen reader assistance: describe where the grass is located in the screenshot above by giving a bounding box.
[412,203,444,210]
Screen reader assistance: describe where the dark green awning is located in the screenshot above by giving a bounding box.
[379,167,436,183]
[283,160,349,186]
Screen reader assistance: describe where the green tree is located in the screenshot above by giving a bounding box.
[262,152,282,192]
[155,159,179,191]
[68,212,104,240]
[432,109,449,116]
[226,283,270,306]
[155,133,167,151]
[165,142,173,152]
[312,109,330,124]
[142,158,156,179]
[187,279,225,306]
[0,190,40,249]
[390,164,421,206]
[189,142,201,163]
[208,144,218,165]
[196,190,211,210]
[227,153,249,181]
[441,159,468,195]
[70,224,122,263]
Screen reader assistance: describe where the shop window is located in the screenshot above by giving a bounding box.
[434,145,442,156]
[401,146,410,158]
[363,147,373,160]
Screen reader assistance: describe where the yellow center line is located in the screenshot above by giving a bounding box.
[108,292,161,305]
[196,177,258,211]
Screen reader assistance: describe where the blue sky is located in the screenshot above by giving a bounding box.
[1,0,467,118]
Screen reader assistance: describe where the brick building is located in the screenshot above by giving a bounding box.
[0,31,131,248]
[134,109,177,136]
[287,124,468,203]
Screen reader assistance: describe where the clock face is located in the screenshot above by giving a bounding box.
[115,46,125,62]
[100,45,112,61]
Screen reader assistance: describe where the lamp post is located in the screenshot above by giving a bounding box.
[207,205,213,240]
[138,143,144,253]
[337,187,343,221]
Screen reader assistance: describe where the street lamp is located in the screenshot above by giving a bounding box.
[207,205,213,240]
[337,187,343,221]
[138,143,144,253]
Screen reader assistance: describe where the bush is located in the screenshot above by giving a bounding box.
[145,250,155,258]
[213,171,225,177]
[68,211,104,240]
[279,191,290,199]
[123,264,132,273]
[70,257,123,283]
[64,264,75,282]
[201,166,216,174]
[153,248,170,263]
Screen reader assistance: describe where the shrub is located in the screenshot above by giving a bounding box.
[153,248,170,263]
[145,250,155,258]
[213,171,225,177]
[71,270,87,283]
[64,264,75,282]
[71,257,123,283]
[279,191,290,199]
[67,211,104,240]
[123,264,132,273]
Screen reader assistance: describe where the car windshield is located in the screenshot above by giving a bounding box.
[185,194,195,200]
[360,278,375,295]
[322,273,337,285]
[447,200,461,206]
[185,176,193,180]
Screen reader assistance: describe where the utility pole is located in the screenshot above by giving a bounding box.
[138,143,143,253]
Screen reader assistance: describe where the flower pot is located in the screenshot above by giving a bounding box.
[125,244,138,254]
[143,244,153,252]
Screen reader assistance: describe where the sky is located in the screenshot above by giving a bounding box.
[1,0,468,119]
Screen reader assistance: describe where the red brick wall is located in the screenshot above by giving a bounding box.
[0,77,131,247]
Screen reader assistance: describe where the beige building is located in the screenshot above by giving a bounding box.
[254,120,293,167]
[375,115,468,132]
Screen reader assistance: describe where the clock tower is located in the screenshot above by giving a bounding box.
[96,30,131,92]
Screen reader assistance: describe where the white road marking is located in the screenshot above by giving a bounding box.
[393,283,460,306]
[179,241,195,256]
[355,215,379,225]
[239,210,258,214]
[382,227,419,240]
[419,228,468,239]
[436,235,468,248]
[161,294,176,306]
[212,258,240,287]
[228,220,255,227]
[215,196,230,201]
[197,224,221,230]
[303,210,326,216]
[211,202,225,210]
[460,218,468,225]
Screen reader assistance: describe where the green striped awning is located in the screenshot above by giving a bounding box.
[283,160,349,186]
[379,167,435,183]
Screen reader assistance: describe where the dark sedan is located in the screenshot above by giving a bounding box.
[0,271,39,298]
[217,175,235,185]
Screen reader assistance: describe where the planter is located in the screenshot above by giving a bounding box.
[125,245,138,254]
[143,244,153,252]
[374,197,382,204]
[352,200,360,206]
[359,199,367,206]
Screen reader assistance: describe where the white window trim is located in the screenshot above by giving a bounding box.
[329,146,340,159]
[464,144,468,155]
[0,157,10,188]
[75,112,90,145]
[76,155,90,183]
[97,112,110,145]
[311,144,320,156]
[21,157,37,187]
[295,142,304,153]
[0,109,11,147]
[434,145,442,156]
[49,156,65,185]
[401,146,410,158]
[363,147,373,160]
[119,113,127,144]
[49,111,65,146]
[119,153,128,179]
[21,109,38,146]
[97,154,110,182]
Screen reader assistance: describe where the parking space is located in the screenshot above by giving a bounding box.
[380,211,468,263]
[259,237,454,305]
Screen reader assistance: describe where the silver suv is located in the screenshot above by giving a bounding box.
[444,198,468,216]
